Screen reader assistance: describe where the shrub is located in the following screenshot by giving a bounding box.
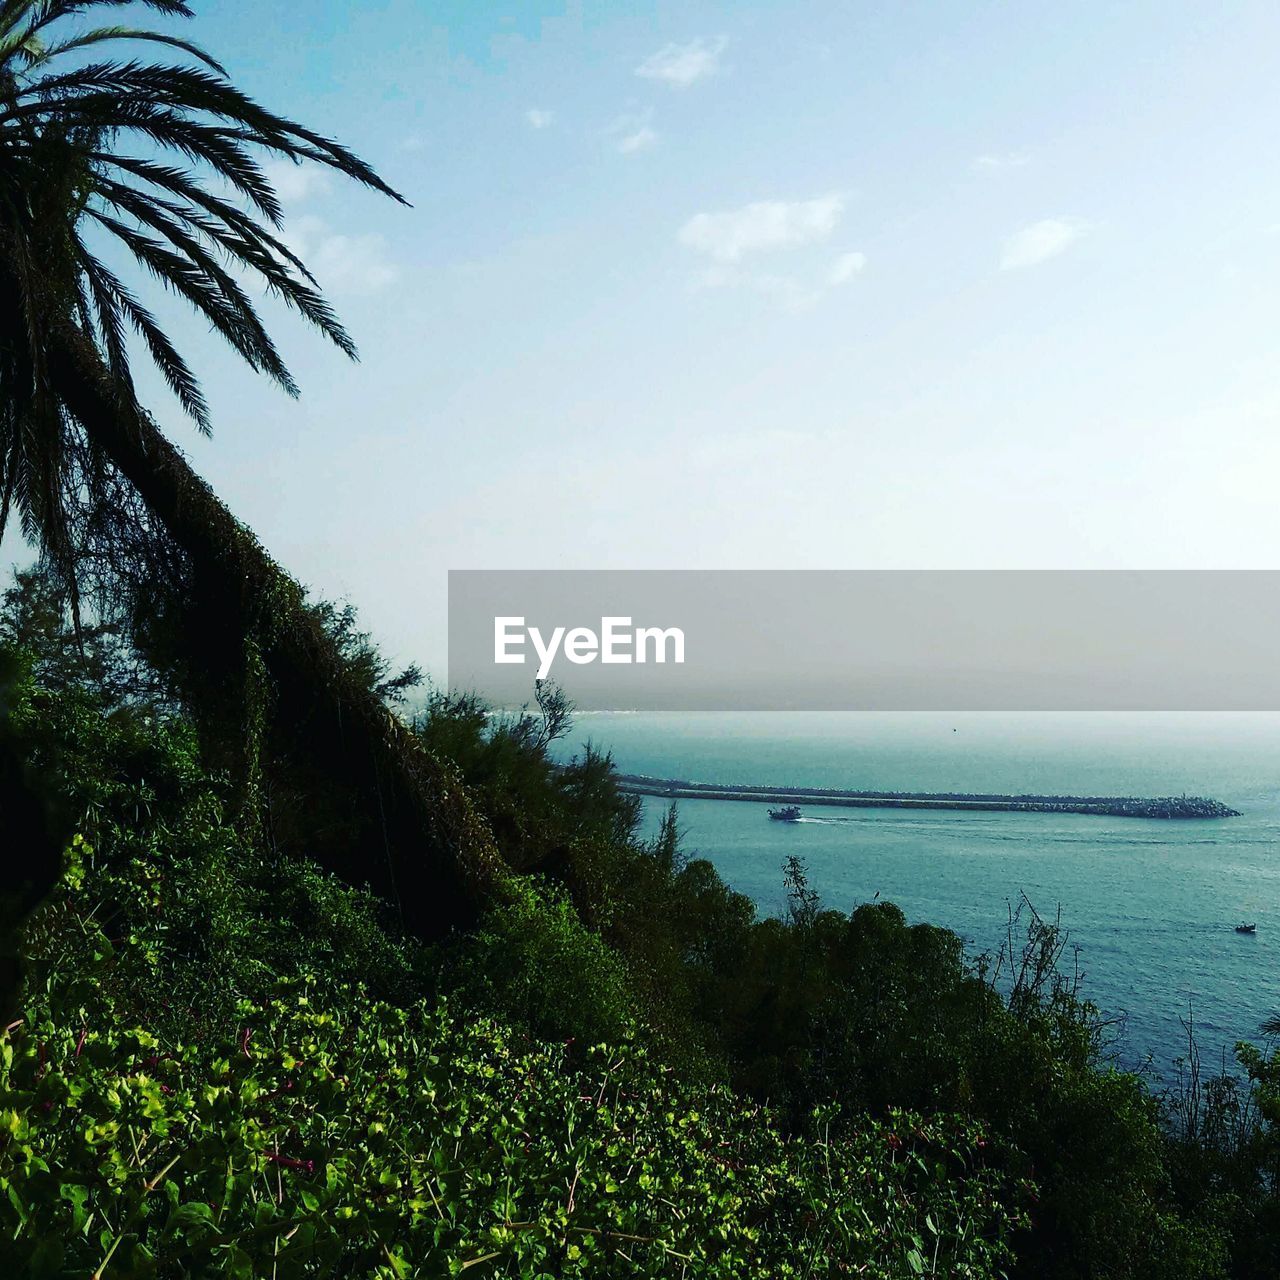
[443,878,637,1047]
[0,978,1027,1279]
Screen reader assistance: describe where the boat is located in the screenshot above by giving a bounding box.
[768,805,802,821]
[1235,923,1257,934]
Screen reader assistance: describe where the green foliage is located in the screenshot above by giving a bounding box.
[0,568,154,705]
[2,591,1278,1278]
[0,975,1025,1279]
[445,879,637,1048]
[7,650,431,1036]
[0,613,1024,1278]
[678,892,1236,1278]
[413,687,640,873]
[1163,1028,1280,1279]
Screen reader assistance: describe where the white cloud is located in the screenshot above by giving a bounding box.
[605,109,658,154]
[263,158,331,203]
[679,195,846,263]
[974,151,1029,171]
[678,198,860,309]
[618,125,658,153]
[691,249,865,310]
[400,136,427,153]
[636,36,727,88]
[286,215,397,295]
[261,167,398,296]
[999,217,1090,270]
[526,108,553,129]
[828,250,866,286]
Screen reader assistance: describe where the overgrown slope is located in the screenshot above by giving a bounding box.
[0,584,1276,1277]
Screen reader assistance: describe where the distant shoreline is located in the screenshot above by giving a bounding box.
[615,775,1241,820]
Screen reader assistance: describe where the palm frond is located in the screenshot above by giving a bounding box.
[21,28,227,75]
[0,2,195,52]
[6,60,407,204]
[76,245,209,430]
[98,153,318,280]
[0,0,405,592]
[91,187,296,383]
[78,236,131,389]
[89,209,299,395]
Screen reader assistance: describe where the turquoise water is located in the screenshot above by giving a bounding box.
[553,712,1280,1079]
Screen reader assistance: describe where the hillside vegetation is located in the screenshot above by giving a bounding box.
[0,571,1277,1278]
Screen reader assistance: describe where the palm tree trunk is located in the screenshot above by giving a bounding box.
[44,320,510,940]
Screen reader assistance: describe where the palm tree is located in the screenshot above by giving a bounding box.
[0,0,509,936]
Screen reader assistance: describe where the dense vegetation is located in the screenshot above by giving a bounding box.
[1,570,1278,1278]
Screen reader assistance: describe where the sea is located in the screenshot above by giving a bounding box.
[551,712,1280,1084]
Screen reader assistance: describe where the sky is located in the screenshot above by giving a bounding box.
[20,1,1280,674]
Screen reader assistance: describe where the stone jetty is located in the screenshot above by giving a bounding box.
[615,776,1241,820]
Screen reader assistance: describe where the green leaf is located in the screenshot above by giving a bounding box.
[29,1234,65,1278]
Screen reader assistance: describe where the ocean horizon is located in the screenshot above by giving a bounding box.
[553,711,1280,1082]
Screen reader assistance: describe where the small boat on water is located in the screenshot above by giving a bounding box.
[1235,923,1257,934]
[768,805,802,822]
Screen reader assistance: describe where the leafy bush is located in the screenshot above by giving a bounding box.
[0,978,1026,1279]
[8,657,432,1037]
[1163,1029,1280,1279]
[443,878,638,1047]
